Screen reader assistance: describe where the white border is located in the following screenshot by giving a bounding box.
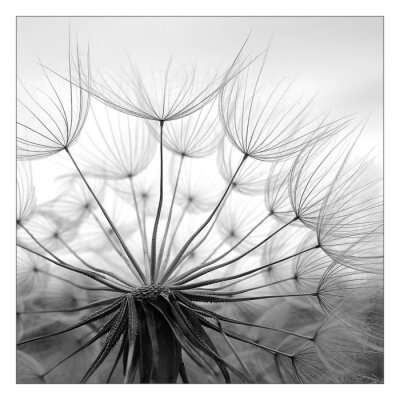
[2,1,398,399]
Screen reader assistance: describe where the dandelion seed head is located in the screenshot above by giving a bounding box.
[17,42,91,160]
[17,30,383,384]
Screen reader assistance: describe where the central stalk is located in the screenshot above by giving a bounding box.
[128,286,183,383]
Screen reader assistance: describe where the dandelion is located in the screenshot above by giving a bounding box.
[147,97,223,159]
[76,104,156,180]
[289,123,383,273]
[17,31,383,385]
[218,51,349,162]
[17,41,90,160]
[218,137,269,195]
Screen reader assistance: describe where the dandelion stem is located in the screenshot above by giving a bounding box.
[158,203,189,277]
[160,154,248,283]
[200,240,225,265]
[58,235,134,288]
[17,243,128,292]
[19,297,121,314]
[180,300,313,341]
[38,318,117,376]
[205,268,283,291]
[217,320,255,382]
[200,212,271,268]
[194,276,295,296]
[89,210,142,284]
[18,221,64,264]
[150,120,165,283]
[128,176,151,268]
[169,245,318,290]
[39,269,121,292]
[141,205,151,280]
[171,216,296,285]
[171,194,231,275]
[65,148,146,284]
[156,154,185,279]
[186,291,317,303]
[197,313,293,358]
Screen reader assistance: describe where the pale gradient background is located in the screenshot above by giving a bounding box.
[17,17,383,203]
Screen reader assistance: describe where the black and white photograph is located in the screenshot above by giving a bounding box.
[13,12,387,388]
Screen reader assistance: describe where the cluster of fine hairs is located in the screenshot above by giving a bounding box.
[16,36,383,384]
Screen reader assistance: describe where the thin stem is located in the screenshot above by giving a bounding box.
[161,154,248,283]
[155,154,185,279]
[17,243,128,292]
[217,320,255,382]
[39,269,118,292]
[199,213,271,269]
[170,194,230,275]
[19,297,120,314]
[181,300,313,341]
[141,205,151,279]
[89,210,142,284]
[17,222,127,290]
[18,222,63,264]
[157,204,189,279]
[150,120,165,283]
[169,245,318,291]
[171,216,296,286]
[195,276,295,296]
[185,291,317,303]
[128,176,150,268]
[201,240,225,265]
[206,267,278,292]
[197,313,293,358]
[58,235,134,289]
[65,148,146,283]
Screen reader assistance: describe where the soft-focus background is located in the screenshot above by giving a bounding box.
[17,16,383,203]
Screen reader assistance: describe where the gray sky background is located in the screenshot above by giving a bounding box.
[17,17,383,202]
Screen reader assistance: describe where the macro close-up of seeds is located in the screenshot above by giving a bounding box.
[16,16,383,384]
